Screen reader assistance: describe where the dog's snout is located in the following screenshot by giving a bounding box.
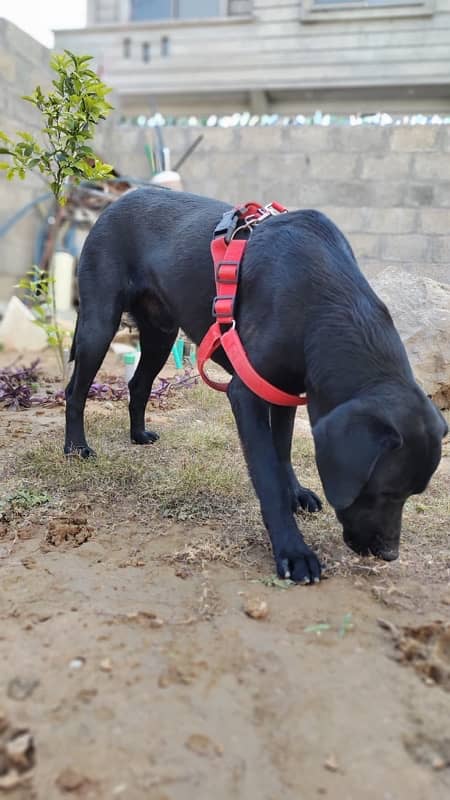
[369,544,399,562]
[343,527,400,562]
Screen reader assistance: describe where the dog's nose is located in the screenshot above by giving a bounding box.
[370,545,399,561]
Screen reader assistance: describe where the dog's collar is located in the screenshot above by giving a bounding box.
[197,202,308,407]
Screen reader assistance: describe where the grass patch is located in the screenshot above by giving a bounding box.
[0,487,50,522]
[4,383,448,574]
[11,390,256,527]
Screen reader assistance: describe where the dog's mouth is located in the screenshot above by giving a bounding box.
[343,530,399,562]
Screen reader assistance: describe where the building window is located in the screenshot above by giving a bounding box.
[142,42,151,62]
[123,37,131,58]
[161,36,170,56]
[312,0,420,4]
[130,0,222,21]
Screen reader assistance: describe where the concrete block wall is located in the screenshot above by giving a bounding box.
[0,19,51,304]
[96,123,450,284]
[2,110,450,305]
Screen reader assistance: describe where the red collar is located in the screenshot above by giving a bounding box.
[197,202,307,407]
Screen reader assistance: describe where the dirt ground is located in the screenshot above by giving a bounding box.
[0,350,449,800]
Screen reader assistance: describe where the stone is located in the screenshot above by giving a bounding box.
[0,296,47,351]
[372,267,450,408]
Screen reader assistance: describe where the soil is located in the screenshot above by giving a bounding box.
[0,350,449,800]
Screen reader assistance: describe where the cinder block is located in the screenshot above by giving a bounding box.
[319,206,367,233]
[360,154,412,181]
[432,182,450,208]
[381,235,430,262]
[420,208,450,234]
[287,127,335,154]
[413,153,450,181]
[404,183,435,207]
[349,233,381,259]
[308,153,357,181]
[315,180,387,208]
[333,126,390,155]
[364,208,418,234]
[390,126,440,152]
[353,181,406,208]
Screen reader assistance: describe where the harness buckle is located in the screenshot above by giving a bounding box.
[212,295,235,320]
[213,208,240,244]
[216,260,240,284]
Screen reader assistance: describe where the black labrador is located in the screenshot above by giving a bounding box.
[65,187,447,583]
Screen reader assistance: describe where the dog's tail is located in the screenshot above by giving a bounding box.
[69,315,79,363]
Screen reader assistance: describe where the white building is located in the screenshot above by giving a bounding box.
[53,0,450,118]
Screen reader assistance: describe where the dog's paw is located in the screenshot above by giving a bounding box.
[131,430,160,445]
[275,542,322,584]
[64,444,96,459]
[290,484,323,514]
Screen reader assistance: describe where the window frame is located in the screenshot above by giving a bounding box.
[129,0,229,22]
[301,0,434,23]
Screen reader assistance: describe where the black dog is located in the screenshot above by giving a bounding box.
[65,187,447,583]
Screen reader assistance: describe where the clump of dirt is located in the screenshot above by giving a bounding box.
[0,711,35,793]
[45,514,93,547]
[55,767,99,796]
[396,621,450,690]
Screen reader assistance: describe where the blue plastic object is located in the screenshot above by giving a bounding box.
[171,338,184,369]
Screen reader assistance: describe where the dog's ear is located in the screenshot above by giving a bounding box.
[312,402,403,510]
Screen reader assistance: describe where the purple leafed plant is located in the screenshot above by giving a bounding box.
[0,360,41,409]
[0,362,198,410]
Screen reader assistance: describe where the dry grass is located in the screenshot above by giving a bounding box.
[2,385,449,577]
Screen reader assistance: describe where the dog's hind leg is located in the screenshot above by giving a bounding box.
[128,311,178,444]
[270,406,322,513]
[228,377,321,583]
[65,309,121,458]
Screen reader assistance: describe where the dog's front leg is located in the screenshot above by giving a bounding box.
[228,377,321,584]
[270,406,322,514]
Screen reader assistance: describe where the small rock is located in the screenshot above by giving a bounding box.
[243,597,269,620]
[69,657,85,670]
[185,733,223,758]
[6,731,35,771]
[432,756,447,770]
[99,658,112,673]
[0,769,32,791]
[324,753,339,773]
[55,767,88,792]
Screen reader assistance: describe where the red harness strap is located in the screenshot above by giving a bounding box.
[197,202,308,407]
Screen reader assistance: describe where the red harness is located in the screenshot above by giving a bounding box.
[197,201,308,407]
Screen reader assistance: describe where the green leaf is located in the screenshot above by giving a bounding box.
[16,131,35,144]
[304,623,332,634]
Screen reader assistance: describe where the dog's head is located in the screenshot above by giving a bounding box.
[312,389,448,560]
